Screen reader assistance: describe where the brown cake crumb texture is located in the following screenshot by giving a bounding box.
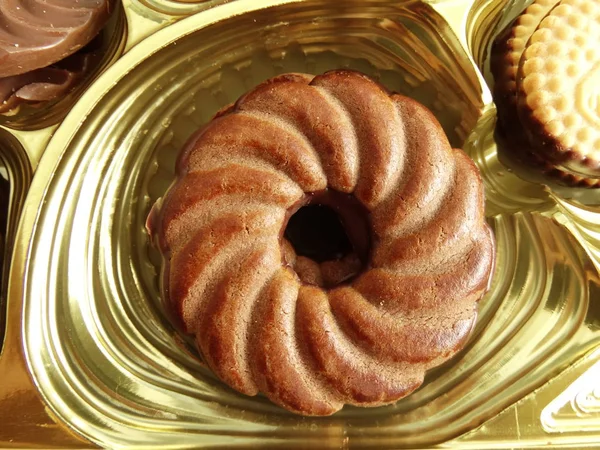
[491,0,600,186]
[147,70,496,416]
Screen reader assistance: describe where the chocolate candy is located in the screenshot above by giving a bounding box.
[0,0,115,78]
[0,52,97,114]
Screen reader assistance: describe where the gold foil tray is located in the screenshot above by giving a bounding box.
[1,0,599,448]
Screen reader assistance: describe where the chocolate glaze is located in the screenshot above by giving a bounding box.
[0,0,115,78]
[0,48,98,114]
[494,125,600,188]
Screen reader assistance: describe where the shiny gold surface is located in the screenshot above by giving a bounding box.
[0,129,30,348]
[135,0,232,16]
[0,130,87,448]
[0,0,599,447]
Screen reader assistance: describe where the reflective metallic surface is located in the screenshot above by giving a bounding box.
[1,0,599,447]
[0,129,30,351]
[0,129,87,447]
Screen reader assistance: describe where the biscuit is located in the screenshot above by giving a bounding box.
[492,0,600,186]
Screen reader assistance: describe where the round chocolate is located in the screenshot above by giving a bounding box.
[0,0,115,78]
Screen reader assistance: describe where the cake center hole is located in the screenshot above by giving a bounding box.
[282,190,371,288]
[285,204,352,263]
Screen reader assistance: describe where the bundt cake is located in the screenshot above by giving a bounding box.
[147,70,496,416]
[491,0,600,186]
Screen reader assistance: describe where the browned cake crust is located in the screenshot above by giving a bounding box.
[147,70,496,415]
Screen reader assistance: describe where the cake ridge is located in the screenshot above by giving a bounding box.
[310,71,405,209]
[236,78,360,193]
[170,215,280,334]
[370,95,456,239]
[197,243,280,396]
[354,227,494,313]
[328,286,477,365]
[159,164,301,233]
[250,268,345,415]
[372,151,485,271]
[296,285,425,406]
[164,200,286,256]
[184,111,327,191]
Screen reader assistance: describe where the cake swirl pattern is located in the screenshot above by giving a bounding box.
[0,0,114,78]
[147,70,496,415]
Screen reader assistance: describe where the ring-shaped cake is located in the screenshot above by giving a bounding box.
[147,70,496,415]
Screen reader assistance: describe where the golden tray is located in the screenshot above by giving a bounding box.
[1,0,599,448]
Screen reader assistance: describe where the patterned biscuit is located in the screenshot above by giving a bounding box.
[492,0,600,186]
[490,0,560,133]
[517,0,600,181]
